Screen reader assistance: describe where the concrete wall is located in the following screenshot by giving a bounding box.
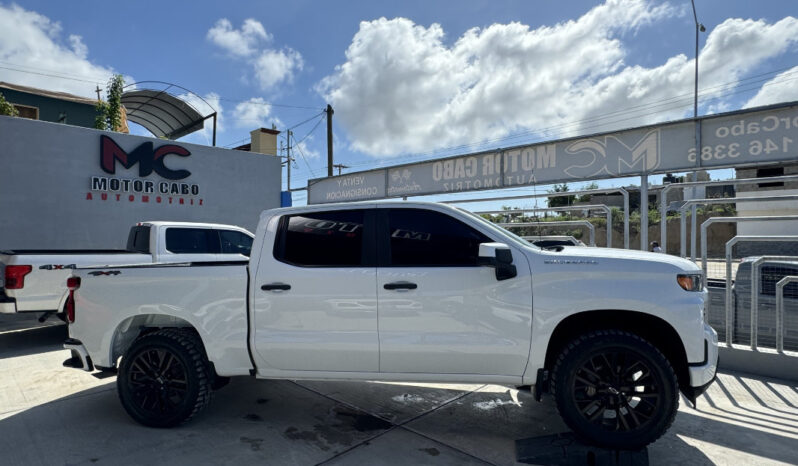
[0,116,281,249]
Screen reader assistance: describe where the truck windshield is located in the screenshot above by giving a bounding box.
[455,207,537,249]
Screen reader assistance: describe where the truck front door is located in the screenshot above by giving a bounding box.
[376,207,533,377]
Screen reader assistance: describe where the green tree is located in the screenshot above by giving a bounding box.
[547,183,575,209]
[577,181,598,203]
[94,74,125,131]
[0,92,19,117]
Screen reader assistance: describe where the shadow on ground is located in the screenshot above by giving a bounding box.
[0,322,66,358]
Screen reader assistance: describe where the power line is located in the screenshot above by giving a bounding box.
[295,114,325,146]
[287,111,326,130]
[337,69,798,171]
[0,61,325,111]
[218,97,322,111]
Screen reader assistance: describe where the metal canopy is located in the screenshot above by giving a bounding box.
[121,89,208,141]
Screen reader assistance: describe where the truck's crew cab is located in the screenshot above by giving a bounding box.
[64,202,717,448]
[0,221,253,319]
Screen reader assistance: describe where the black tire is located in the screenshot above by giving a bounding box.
[551,329,678,449]
[117,329,212,427]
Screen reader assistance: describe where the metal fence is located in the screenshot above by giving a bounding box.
[704,237,798,355]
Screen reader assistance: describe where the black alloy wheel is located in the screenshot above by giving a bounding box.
[117,329,212,427]
[128,348,189,415]
[552,330,678,449]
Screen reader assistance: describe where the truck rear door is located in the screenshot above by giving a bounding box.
[251,208,379,372]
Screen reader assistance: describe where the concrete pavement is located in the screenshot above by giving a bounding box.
[1,314,797,465]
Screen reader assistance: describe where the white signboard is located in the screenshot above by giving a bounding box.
[308,102,798,204]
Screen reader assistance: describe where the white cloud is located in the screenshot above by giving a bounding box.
[232,97,283,129]
[207,18,302,91]
[318,1,798,157]
[0,4,122,98]
[206,18,270,58]
[252,48,303,90]
[743,66,798,109]
[294,139,320,160]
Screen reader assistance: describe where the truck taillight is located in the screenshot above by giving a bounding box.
[5,265,33,289]
[66,277,80,323]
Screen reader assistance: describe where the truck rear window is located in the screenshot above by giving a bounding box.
[165,228,221,255]
[126,226,151,253]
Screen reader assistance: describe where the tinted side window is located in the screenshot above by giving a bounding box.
[275,211,365,267]
[165,228,220,254]
[219,230,254,256]
[126,226,151,253]
[386,209,491,267]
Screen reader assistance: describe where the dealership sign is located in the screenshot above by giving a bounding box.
[308,101,798,204]
[87,136,202,206]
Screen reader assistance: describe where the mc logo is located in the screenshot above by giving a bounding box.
[100,135,191,180]
[562,130,660,179]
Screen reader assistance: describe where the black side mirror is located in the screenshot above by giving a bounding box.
[477,243,517,281]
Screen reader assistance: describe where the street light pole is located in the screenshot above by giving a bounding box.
[691,0,705,120]
[689,0,706,260]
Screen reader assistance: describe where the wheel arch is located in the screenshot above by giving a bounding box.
[543,310,690,392]
[109,314,205,369]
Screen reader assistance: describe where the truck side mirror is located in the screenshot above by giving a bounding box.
[477,243,517,281]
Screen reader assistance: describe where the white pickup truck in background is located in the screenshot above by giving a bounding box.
[64,202,717,449]
[0,221,253,320]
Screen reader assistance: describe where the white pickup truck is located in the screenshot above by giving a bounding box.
[0,221,253,320]
[64,202,717,449]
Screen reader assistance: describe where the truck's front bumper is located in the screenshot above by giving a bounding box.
[0,291,17,314]
[688,322,718,389]
[63,338,94,372]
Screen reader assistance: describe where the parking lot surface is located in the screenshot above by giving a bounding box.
[1,314,797,465]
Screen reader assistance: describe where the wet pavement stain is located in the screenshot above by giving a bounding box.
[256,398,270,404]
[243,413,264,422]
[285,426,330,451]
[419,447,441,457]
[282,406,394,453]
[333,406,393,432]
[240,436,265,451]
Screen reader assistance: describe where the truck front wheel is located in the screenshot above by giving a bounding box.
[117,329,212,427]
[551,329,678,449]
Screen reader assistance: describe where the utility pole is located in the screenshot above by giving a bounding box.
[95,85,102,101]
[333,164,349,175]
[326,104,334,177]
[286,130,293,191]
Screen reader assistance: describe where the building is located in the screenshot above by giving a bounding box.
[734,162,798,256]
[0,82,105,129]
[0,115,282,249]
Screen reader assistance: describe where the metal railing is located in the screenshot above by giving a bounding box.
[723,236,798,348]
[496,220,596,246]
[659,174,798,254]
[678,195,798,260]
[749,257,798,351]
[477,204,611,247]
[444,187,630,248]
[700,216,798,276]
[776,276,798,353]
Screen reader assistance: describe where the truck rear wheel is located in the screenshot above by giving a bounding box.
[551,329,678,449]
[117,329,212,427]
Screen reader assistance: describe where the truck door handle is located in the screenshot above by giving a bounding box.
[383,281,417,290]
[261,283,291,291]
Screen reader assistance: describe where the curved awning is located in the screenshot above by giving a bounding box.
[121,89,208,140]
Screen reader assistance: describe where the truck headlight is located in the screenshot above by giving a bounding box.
[677,274,703,292]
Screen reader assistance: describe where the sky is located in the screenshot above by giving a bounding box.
[1,0,797,207]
